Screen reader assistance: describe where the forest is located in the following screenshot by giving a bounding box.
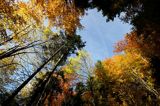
[0,0,160,106]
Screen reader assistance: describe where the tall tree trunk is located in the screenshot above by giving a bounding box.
[2,44,65,105]
[28,54,65,106]
[0,40,44,60]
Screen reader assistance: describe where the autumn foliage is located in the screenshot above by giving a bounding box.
[1,0,160,106]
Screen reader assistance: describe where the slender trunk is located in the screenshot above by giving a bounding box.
[0,40,43,60]
[28,54,65,106]
[2,44,65,105]
[131,69,159,99]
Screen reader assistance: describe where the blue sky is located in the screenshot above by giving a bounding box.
[77,9,132,61]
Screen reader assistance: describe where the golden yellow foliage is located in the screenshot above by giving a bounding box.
[16,2,43,24]
[31,0,84,35]
[102,52,151,83]
[0,57,17,71]
[99,52,156,105]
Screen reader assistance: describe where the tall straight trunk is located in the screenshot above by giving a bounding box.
[2,44,65,105]
[0,40,44,60]
[28,54,65,106]
[130,69,159,99]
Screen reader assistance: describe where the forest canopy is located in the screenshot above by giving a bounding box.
[0,0,160,105]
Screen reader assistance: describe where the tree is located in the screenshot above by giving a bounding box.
[114,31,160,87]
[0,0,86,105]
[101,52,159,105]
[2,31,85,105]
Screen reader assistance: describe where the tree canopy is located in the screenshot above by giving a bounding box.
[0,0,160,105]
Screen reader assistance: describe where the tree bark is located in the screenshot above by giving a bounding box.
[2,44,65,105]
[28,54,65,106]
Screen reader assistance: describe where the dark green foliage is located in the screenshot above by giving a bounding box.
[74,0,90,9]
[74,0,160,35]
[150,56,160,87]
[74,0,140,21]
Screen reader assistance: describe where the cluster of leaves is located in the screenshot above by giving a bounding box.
[30,0,85,34]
